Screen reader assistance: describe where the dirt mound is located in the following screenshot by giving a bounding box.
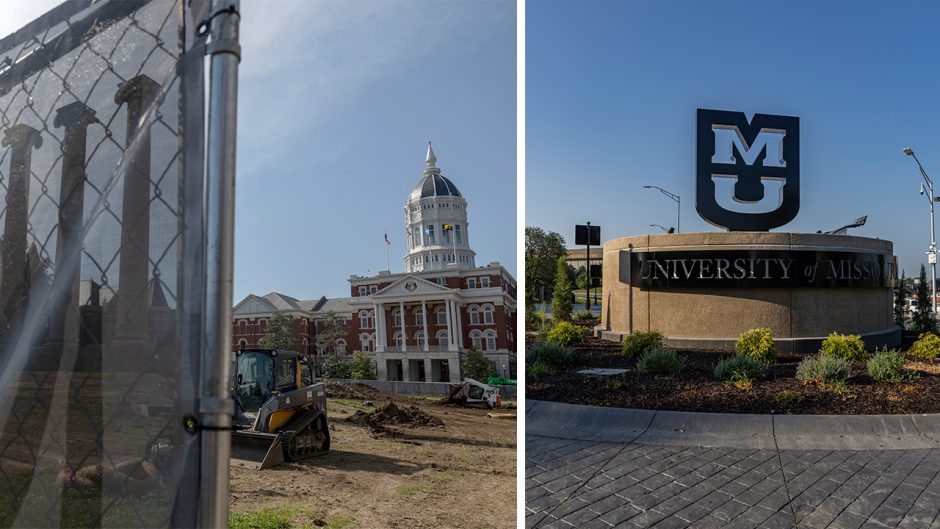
[349,401,444,436]
[325,382,386,401]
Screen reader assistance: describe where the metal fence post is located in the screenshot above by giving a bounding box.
[200,0,240,527]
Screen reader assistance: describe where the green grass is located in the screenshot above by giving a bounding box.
[395,482,430,496]
[229,507,355,529]
[330,399,375,411]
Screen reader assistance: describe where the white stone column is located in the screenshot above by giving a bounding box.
[421,299,429,352]
[375,303,385,352]
[444,298,454,350]
[399,300,407,352]
[455,301,464,349]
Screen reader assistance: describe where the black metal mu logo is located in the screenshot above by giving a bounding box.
[695,108,800,231]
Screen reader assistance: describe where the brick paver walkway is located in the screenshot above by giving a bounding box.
[526,402,940,529]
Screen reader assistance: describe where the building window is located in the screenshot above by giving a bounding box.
[413,223,422,246]
[393,332,404,347]
[455,224,462,243]
[469,306,480,325]
[485,331,497,351]
[443,226,451,244]
[436,330,449,347]
[358,286,367,296]
[415,331,426,347]
[360,334,372,352]
[426,225,435,244]
[436,307,447,325]
[238,339,247,349]
[481,277,490,288]
[359,310,373,329]
[436,277,446,286]
[483,305,494,324]
[470,330,483,350]
[415,308,424,326]
[393,309,402,327]
[337,339,347,354]
[370,285,378,294]
[258,319,267,332]
[468,278,476,289]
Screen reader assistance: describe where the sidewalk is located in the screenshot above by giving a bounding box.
[526,400,940,529]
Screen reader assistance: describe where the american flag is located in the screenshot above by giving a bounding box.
[384,232,390,246]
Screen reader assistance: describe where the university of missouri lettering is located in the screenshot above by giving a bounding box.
[631,250,897,289]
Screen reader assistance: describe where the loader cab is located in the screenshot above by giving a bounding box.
[234,349,311,412]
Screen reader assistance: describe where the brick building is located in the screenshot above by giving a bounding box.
[232,143,517,382]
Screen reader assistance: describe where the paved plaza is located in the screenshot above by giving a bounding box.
[526,401,940,529]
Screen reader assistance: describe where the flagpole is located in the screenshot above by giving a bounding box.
[385,233,390,271]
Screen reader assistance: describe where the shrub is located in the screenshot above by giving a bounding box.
[349,351,377,380]
[636,348,685,376]
[526,362,554,378]
[820,332,868,362]
[773,389,804,406]
[714,355,769,382]
[866,348,905,382]
[461,348,497,381]
[734,328,776,364]
[552,256,573,322]
[910,332,940,360]
[526,342,571,367]
[546,321,589,347]
[320,352,352,379]
[796,355,850,389]
[573,309,595,321]
[622,330,665,358]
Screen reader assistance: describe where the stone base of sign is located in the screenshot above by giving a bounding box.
[599,232,901,353]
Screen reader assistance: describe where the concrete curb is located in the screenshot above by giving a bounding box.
[527,400,940,450]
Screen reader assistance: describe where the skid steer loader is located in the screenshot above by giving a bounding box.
[231,348,330,469]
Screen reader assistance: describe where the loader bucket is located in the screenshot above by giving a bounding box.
[231,430,285,470]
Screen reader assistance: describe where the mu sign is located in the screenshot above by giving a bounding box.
[695,108,800,231]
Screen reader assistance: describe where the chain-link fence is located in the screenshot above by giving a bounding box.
[0,0,214,526]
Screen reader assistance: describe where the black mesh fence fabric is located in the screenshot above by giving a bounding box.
[0,0,209,526]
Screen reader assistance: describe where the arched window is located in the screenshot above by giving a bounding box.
[337,339,347,354]
[414,307,425,326]
[483,305,494,325]
[237,320,247,334]
[393,309,402,327]
[393,331,404,347]
[360,333,373,352]
[258,319,267,332]
[315,339,325,355]
[436,306,447,325]
[359,310,373,329]
[415,331,426,347]
[485,330,497,351]
[470,330,483,350]
[436,330,449,347]
[469,306,480,325]
[238,339,247,349]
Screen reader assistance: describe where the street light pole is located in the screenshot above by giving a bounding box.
[643,185,680,233]
[904,147,938,313]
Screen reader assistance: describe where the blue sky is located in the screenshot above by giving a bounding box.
[526,0,940,278]
[235,0,516,301]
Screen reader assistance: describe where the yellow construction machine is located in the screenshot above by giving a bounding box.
[230,348,330,469]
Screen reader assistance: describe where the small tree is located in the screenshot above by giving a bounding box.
[894,272,908,330]
[316,310,348,356]
[913,264,937,334]
[461,348,497,381]
[320,353,351,379]
[575,267,588,290]
[258,310,296,350]
[552,256,573,322]
[349,351,377,380]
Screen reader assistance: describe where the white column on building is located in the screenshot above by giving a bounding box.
[399,300,407,352]
[455,300,464,349]
[375,302,385,351]
[444,297,454,350]
[421,299,429,352]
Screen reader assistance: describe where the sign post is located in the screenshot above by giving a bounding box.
[575,223,601,312]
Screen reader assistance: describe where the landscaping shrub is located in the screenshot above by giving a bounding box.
[622,330,665,358]
[636,348,685,376]
[910,332,940,360]
[734,327,776,364]
[796,355,850,388]
[526,362,554,378]
[526,342,571,367]
[714,355,769,382]
[866,348,905,382]
[573,309,595,321]
[773,389,804,406]
[546,321,589,347]
[820,332,868,362]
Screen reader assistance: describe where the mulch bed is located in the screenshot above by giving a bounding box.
[526,334,940,415]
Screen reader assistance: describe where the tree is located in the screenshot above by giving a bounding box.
[461,348,496,381]
[320,353,351,379]
[258,310,296,350]
[525,227,567,302]
[913,264,937,333]
[894,272,908,330]
[552,256,573,322]
[349,351,377,380]
[316,310,348,356]
[575,267,588,290]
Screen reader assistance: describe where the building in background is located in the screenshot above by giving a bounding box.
[232,144,517,382]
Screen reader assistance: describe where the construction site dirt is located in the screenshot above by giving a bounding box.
[229,383,517,529]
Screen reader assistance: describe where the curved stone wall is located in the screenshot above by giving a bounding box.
[599,232,900,352]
